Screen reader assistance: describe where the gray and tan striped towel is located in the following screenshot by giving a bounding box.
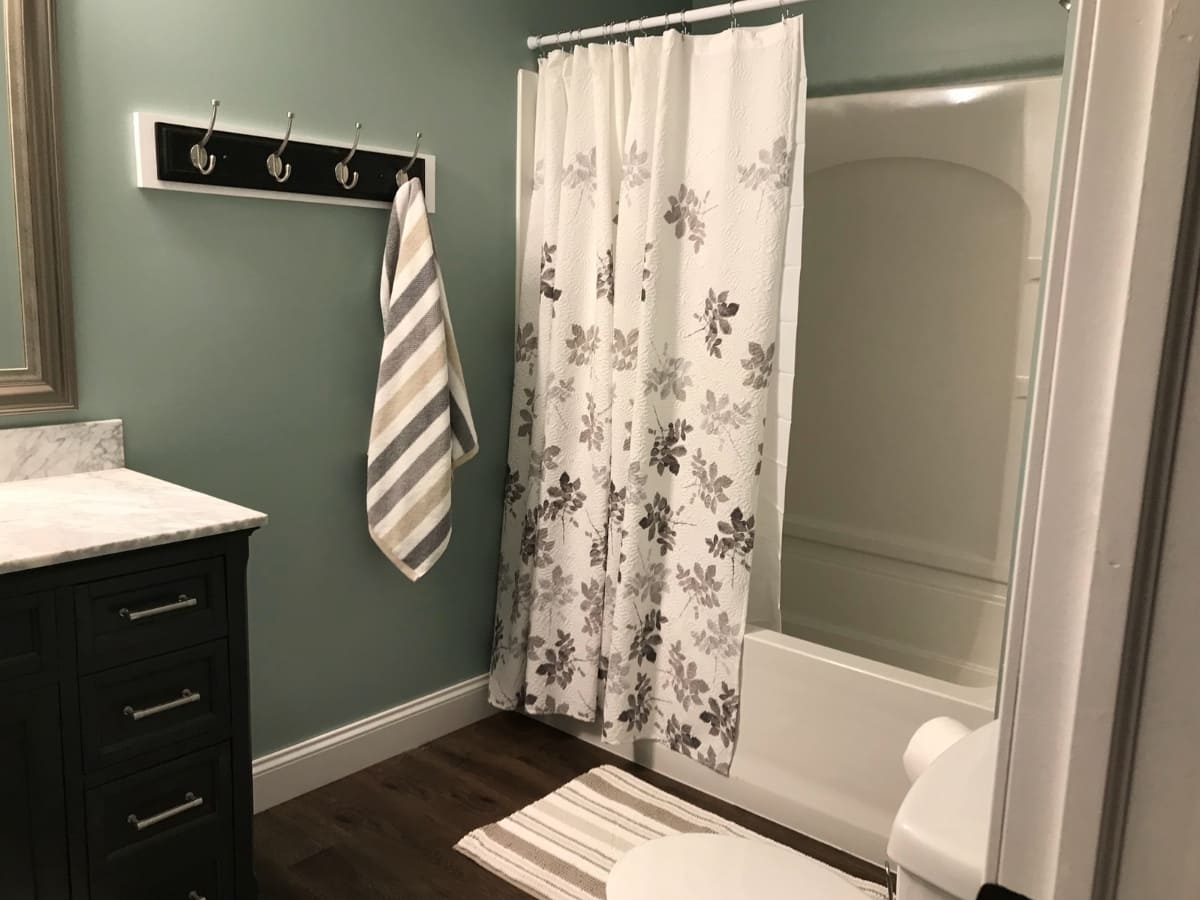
[368,179,477,581]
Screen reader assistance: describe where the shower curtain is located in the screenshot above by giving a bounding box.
[491,19,805,773]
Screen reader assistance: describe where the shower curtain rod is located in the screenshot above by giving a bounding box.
[526,0,808,50]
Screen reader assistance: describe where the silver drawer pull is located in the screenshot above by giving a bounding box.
[119,594,198,622]
[123,688,200,721]
[126,791,203,831]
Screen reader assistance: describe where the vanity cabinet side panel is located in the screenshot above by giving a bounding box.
[0,684,71,900]
[54,587,90,900]
[223,532,257,899]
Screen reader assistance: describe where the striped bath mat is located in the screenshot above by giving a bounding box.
[454,765,887,900]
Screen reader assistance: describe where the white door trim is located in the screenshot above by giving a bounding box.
[990,0,1200,896]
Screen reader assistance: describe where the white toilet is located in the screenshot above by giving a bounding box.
[606,719,998,900]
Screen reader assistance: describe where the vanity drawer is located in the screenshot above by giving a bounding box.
[95,853,229,900]
[75,556,227,672]
[79,641,231,771]
[86,744,233,899]
[0,590,57,684]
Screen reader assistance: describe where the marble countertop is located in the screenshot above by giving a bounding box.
[0,467,267,575]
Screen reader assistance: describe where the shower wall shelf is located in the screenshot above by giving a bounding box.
[132,111,436,212]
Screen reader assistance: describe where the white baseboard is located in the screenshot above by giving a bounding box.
[252,673,493,812]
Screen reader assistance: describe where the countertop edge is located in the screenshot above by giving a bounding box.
[0,513,269,576]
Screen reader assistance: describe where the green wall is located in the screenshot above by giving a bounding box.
[697,0,1067,95]
[5,0,672,756]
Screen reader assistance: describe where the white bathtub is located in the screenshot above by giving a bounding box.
[547,625,993,864]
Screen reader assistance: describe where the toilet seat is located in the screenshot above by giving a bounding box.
[605,834,867,900]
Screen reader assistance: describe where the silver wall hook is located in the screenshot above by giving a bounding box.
[189,99,220,176]
[335,122,361,190]
[266,111,294,184]
[396,131,423,186]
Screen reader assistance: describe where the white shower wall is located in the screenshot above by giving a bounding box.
[744,75,806,634]
[764,77,1062,684]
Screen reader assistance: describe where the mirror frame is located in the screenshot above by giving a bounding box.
[1,0,74,413]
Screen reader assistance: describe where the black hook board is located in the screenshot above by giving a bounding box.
[153,121,427,205]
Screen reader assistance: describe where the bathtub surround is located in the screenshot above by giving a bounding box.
[368,179,477,581]
[491,21,805,772]
[773,77,1060,685]
[0,418,123,481]
[533,75,1055,864]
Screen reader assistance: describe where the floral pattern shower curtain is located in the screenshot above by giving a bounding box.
[491,20,805,773]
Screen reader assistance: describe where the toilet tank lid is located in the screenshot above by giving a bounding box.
[887,719,999,899]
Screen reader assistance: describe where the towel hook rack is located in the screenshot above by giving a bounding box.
[189,99,220,176]
[396,131,423,186]
[265,111,294,183]
[335,122,361,190]
[137,110,436,210]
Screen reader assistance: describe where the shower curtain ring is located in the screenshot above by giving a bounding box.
[779,0,789,21]
[729,1,739,28]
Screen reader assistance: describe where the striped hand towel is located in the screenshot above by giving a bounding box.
[368,179,477,581]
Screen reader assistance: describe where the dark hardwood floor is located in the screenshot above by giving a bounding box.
[254,712,884,899]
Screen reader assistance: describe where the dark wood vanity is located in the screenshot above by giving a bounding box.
[1,531,258,900]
